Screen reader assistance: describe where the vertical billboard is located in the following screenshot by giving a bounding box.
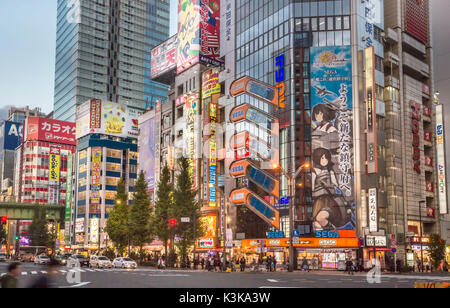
[310,46,355,231]
[90,148,101,210]
[177,0,201,73]
[49,146,61,183]
[151,35,177,79]
[185,94,199,188]
[365,46,378,174]
[436,104,448,214]
[199,0,221,66]
[65,154,73,244]
[139,115,156,191]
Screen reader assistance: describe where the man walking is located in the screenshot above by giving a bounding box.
[1,262,21,288]
[240,256,246,272]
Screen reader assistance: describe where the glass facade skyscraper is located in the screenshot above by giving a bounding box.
[54,0,171,121]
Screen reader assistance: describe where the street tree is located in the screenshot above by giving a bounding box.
[106,179,129,255]
[129,171,153,263]
[0,228,7,246]
[153,164,174,261]
[28,207,56,253]
[428,234,446,271]
[173,156,204,267]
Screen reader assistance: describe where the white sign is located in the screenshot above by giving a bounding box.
[368,188,378,232]
[181,217,190,223]
[89,218,99,244]
[75,218,85,233]
[366,236,387,247]
[436,104,448,214]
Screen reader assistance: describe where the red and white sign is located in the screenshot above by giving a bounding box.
[405,0,429,44]
[175,95,186,107]
[426,207,435,218]
[25,117,76,145]
[151,35,177,79]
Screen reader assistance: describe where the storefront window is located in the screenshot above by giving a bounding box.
[106,177,120,186]
[79,150,87,160]
[107,149,121,159]
[106,162,121,172]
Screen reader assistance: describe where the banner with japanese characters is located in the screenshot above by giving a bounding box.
[25,117,76,145]
[310,46,355,232]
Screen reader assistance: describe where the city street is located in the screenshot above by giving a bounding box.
[1,262,449,288]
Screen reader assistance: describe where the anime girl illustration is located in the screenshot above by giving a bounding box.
[311,148,352,231]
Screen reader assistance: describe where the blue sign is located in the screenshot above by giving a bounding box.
[267,231,284,239]
[292,230,300,237]
[315,230,340,238]
[279,197,290,205]
[0,121,22,151]
[392,248,397,253]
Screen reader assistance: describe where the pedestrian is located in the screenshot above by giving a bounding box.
[240,256,246,272]
[1,262,21,288]
[301,258,309,272]
[396,259,401,273]
[29,259,59,288]
[345,259,354,275]
[201,257,205,270]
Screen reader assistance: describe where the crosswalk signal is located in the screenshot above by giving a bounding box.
[15,236,20,241]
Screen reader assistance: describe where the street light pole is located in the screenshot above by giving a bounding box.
[212,184,227,271]
[274,163,310,272]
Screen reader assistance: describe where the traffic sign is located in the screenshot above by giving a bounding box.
[392,248,397,253]
[292,230,300,237]
[391,240,397,247]
[181,217,190,223]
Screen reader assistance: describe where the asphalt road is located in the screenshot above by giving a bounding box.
[1,262,449,288]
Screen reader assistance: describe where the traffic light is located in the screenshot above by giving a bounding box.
[169,219,177,226]
[0,216,7,225]
[15,236,20,241]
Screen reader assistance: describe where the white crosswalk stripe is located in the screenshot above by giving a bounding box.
[31,271,38,275]
[21,272,27,275]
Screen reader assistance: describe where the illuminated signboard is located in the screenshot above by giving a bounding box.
[310,46,355,231]
[365,46,378,174]
[49,146,61,183]
[151,35,177,79]
[436,104,448,214]
[275,54,286,109]
[368,188,378,232]
[90,148,102,206]
[229,188,279,229]
[411,101,421,174]
[230,76,279,107]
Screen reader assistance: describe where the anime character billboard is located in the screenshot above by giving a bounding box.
[310,46,355,231]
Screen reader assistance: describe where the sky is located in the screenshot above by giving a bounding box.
[0,0,178,117]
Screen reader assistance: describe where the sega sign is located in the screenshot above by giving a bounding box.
[267,231,284,239]
[315,230,340,238]
[0,121,23,151]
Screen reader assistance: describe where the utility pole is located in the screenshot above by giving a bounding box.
[419,200,425,272]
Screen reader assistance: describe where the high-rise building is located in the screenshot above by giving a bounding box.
[8,106,46,124]
[217,0,444,270]
[53,0,171,122]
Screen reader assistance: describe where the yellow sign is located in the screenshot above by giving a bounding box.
[49,154,60,182]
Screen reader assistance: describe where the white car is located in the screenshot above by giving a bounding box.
[34,255,50,265]
[90,256,112,269]
[113,257,137,269]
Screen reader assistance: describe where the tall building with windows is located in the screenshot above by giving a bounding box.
[217,0,443,270]
[53,0,171,121]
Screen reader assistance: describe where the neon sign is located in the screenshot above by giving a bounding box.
[275,54,286,109]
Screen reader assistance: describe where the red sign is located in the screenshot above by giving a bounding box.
[425,156,433,167]
[175,95,186,107]
[411,101,421,174]
[25,117,76,145]
[426,207,435,218]
[405,0,429,43]
[90,99,102,130]
[151,35,177,79]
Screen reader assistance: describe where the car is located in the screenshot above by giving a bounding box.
[0,253,7,262]
[68,254,90,267]
[20,253,34,262]
[55,254,71,265]
[34,255,51,265]
[113,257,137,269]
[90,256,112,269]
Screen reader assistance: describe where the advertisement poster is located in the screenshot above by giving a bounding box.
[202,68,221,98]
[185,94,199,188]
[310,46,355,231]
[76,100,141,139]
[151,35,177,79]
[177,0,201,73]
[65,154,73,243]
[436,104,448,214]
[199,0,222,66]
[89,218,99,244]
[365,46,377,174]
[25,117,76,145]
[0,121,22,151]
[90,148,101,206]
[49,146,61,183]
[139,117,155,190]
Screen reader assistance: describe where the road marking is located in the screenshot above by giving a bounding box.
[31,271,38,275]
[59,270,67,273]
[21,272,27,275]
[41,271,47,274]
[0,273,5,277]
[267,279,279,283]
[59,282,91,288]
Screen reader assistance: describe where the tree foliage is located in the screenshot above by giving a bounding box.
[173,156,204,265]
[106,179,129,255]
[129,171,153,262]
[428,234,446,270]
[153,164,174,259]
[28,207,57,253]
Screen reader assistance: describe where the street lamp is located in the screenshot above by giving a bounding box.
[272,162,311,272]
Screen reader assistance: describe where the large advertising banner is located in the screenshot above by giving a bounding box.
[49,146,61,183]
[436,104,448,214]
[90,148,102,208]
[185,94,199,188]
[151,35,177,79]
[65,154,73,244]
[199,0,221,66]
[139,116,155,191]
[177,0,201,74]
[0,121,22,151]
[310,46,355,231]
[25,117,76,145]
[76,100,141,139]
